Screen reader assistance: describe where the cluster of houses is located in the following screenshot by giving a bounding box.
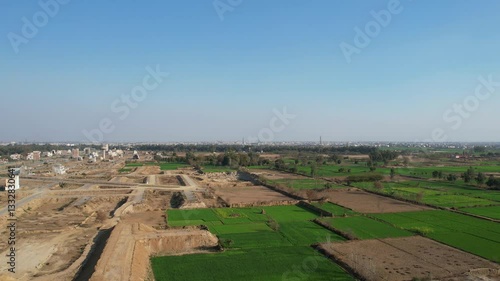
[5,146,125,162]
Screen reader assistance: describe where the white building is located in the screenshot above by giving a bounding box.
[10,154,21,160]
[42,151,53,157]
[52,164,67,175]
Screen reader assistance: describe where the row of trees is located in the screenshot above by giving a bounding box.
[430,166,500,189]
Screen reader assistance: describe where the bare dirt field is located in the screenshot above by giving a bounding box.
[130,165,161,175]
[247,169,306,180]
[319,189,430,213]
[214,185,294,205]
[49,183,84,190]
[158,175,182,185]
[109,176,146,184]
[0,196,127,281]
[319,236,500,281]
[142,189,173,210]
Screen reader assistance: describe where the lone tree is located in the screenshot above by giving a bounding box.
[447,174,458,182]
[310,164,317,178]
[476,172,486,186]
[390,168,396,179]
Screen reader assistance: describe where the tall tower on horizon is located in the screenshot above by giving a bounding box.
[320,136,322,146]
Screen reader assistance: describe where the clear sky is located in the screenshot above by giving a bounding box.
[1,0,500,143]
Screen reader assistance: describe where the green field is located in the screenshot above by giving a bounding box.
[310,202,357,217]
[353,180,500,208]
[460,205,500,220]
[319,216,414,240]
[151,246,354,281]
[392,165,500,179]
[295,164,392,177]
[202,165,236,173]
[159,163,189,170]
[372,210,500,262]
[157,205,353,280]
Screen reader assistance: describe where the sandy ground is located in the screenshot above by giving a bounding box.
[249,169,307,180]
[109,176,146,184]
[320,236,500,281]
[158,175,182,185]
[319,188,430,213]
[0,195,127,281]
[214,185,293,205]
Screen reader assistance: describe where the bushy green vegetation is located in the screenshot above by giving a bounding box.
[319,216,413,240]
[372,210,500,262]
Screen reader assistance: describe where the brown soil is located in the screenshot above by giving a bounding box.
[90,222,218,281]
[214,185,294,205]
[158,176,182,185]
[319,236,500,281]
[131,166,161,175]
[0,196,127,281]
[109,176,146,184]
[250,169,307,180]
[142,189,173,210]
[318,189,430,213]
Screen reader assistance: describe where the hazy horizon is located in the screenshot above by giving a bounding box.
[2,0,500,143]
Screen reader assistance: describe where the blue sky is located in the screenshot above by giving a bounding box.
[1,0,500,142]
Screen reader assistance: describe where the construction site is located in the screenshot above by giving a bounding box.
[0,152,302,281]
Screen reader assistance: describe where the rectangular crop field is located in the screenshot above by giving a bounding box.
[319,216,414,240]
[372,210,500,262]
[151,246,354,281]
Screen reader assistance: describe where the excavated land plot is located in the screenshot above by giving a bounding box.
[130,165,161,175]
[214,185,294,205]
[0,196,127,281]
[90,222,218,281]
[109,176,146,184]
[319,189,430,213]
[158,175,183,185]
[142,189,173,210]
[319,236,500,281]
